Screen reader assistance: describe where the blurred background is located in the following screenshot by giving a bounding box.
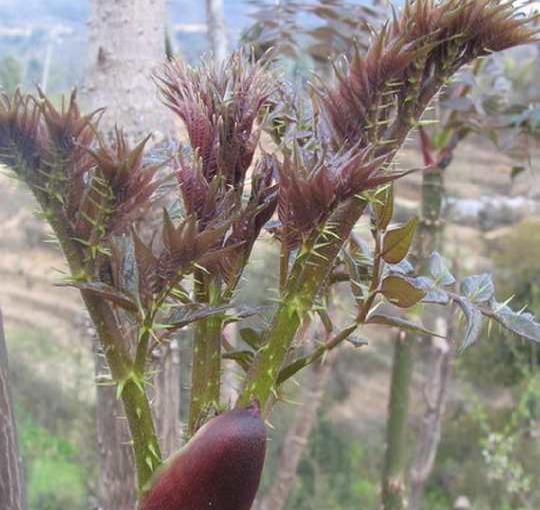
[1,1,540,510]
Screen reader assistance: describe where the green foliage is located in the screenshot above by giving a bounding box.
[283,418,380,510]
[5,326,95,509]
[19,414,87,510]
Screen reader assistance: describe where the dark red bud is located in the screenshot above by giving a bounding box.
[138,402,266,510]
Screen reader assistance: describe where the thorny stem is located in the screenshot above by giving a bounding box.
[280,225,387,377]
[188,272,223,435]
[382,330,415,510]
[33,192,161,490]
[239,66,444,408]
[279,241,289,294]
[238,197,367,406]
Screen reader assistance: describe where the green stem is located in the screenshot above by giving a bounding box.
[238,198,367,407]
[418,167,444,259]
[34,193,161,490]
[120,378,162,488]
[188,273,223,435]
[381,331,415,510]
[381,164,445,510]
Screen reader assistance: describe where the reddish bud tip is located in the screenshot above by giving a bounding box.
[138,404,267,510]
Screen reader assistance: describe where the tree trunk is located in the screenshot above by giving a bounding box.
[0,308,27,510]
[381,330,415,510]
[151,340,181,458]
[381,165,445,510]
[93,337,137,510]
[205,0,228,62]
[83,2,180,504]
[258,355,334,510]
[83,0,173,138]
[409,319,452,510]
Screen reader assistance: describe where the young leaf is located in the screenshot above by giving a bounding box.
[223,306,268,325]
[276,357,310,385]
[222,350,255,372]
[316,308,333,333]
[380,275,425,308]
[460,273,495,304]
[346,336,369,348]
[491,308,540,344]
[381,217,419,264]
[414,276,450,305]
[373,185,393,231]
[342,248,369,304]
[239,328,263,350]
[389,259,414,275]
[428,252,455,286]
[163,304,232,331]
[454,296,483,351]
[365,313,444,338]
[67,282,138,312]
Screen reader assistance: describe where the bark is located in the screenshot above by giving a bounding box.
[93,336,137,510]
[381,330,415,510]
[0,308,27,510]
[409,319,452,510]
[258,354,334,510]
[205,0,228,62]
[221,322,239,406]
[83,1,180,503]
[83,0,173,138]
[381,165,445,510]
[150,340,181,458]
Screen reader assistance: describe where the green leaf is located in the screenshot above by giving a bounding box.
[316,308,333,333]
[381,217,419,264]
[491,308,540,344]
[380,275,425,308]
[239,327,263,350]
[342,249,369,304]
[454,296,483,351]
[373,185,394,231]
[460,273,495,304]
[365,313,444,338]
[277,357,309,385]
[428,252,455,286]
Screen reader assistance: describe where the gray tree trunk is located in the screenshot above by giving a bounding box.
[93,338,136,510]
[0,308,27,510]
[258,356,334,510]
[409,320,453,510]
[205,0,228,62]
[83,0,173,138]
[151,340,181,458]
[83,2,180,506]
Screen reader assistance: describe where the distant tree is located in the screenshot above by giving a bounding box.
[206,0,228,62]
[82,0,174,138]
[82,1,178,508]
[0,56,22,95]
[0,309,27,510]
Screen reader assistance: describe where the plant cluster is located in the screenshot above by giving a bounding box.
[1,0,539,502]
